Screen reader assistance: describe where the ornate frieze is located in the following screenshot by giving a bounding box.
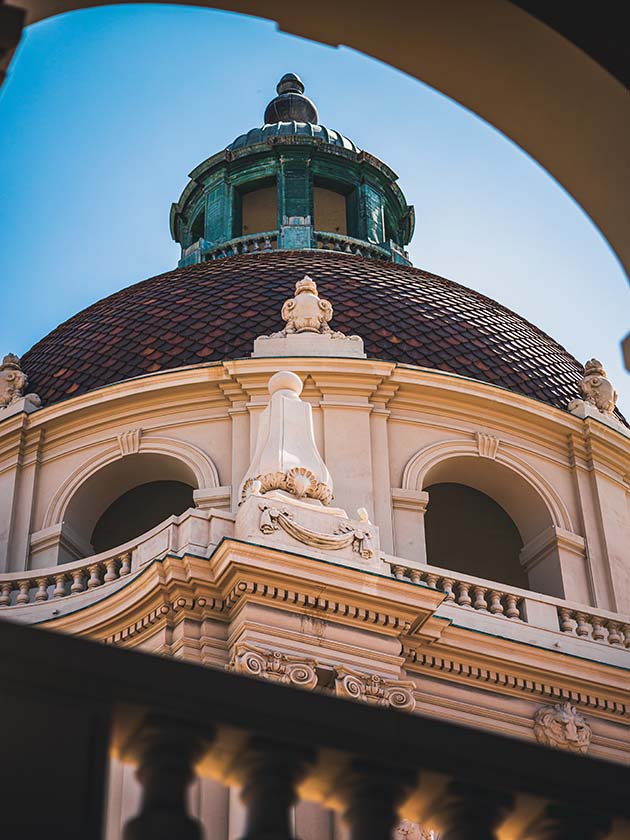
[533,702,592,754]
[258,502,375,560]
[227,644,319,690]
[334,666,416,712]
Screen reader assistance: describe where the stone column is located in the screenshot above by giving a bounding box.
[370,400,395,553]
[391,489,429,563]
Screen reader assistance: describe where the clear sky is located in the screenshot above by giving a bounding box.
[1,4,629,407]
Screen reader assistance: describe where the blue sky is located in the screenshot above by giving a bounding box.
[1,4,629,407]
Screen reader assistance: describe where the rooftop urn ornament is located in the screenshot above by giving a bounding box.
[263,72,319,125]
[280,275,334,335]
[0,354,41,411]
[573,358,618,415]
[239,370,333,505]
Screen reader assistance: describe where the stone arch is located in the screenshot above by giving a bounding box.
[401,437,572,542]
[43,435,221,531]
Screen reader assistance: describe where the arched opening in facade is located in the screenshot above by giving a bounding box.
[191,208,205,242]
[62,453,198,558]
[313,183,348,235]
[421,454,558,595]
[424,482,528,590]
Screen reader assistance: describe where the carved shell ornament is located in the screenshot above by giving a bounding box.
[533,702,592,754]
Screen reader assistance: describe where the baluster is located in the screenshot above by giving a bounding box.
[504,594,520,619]
[558,608,574,633]
[344,242,352,253]
[34,577,49,602]
[623,625,630,649]
[520,803,610,840]
[0,582,13,606]
[119,552,132,576]
[391,565,405,580]
[252,238,259,251]
[123,715,210,840]
[440,578,456,602]
[607,622,622,646]
[263,236,271,250]
[235,736,314,840]
[591,616,606,642]
[87,564,103,589]
[407,569,421,584]
[425,573,439,589]
[472,586,488,611]
[53,573,67,599]
[340,760,415,840]
[456,582,472,607]
[104,557,120,583]
[488,591,504,615]
[16,580,30,605]
[575,612,590,637]
[424,780,512,840]
[70,569,86,594]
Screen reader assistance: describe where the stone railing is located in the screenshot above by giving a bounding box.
[558,607,630,647]
[389,562,524,620]
[387,559,630,649]
[201,230,279,260]
[314,230,390,260]
[0,548,132,608]
[2,619,629,838]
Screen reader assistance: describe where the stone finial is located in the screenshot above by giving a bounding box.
[239,370,333,505]
[279,275,334,335]
[0,354,41,411]
[570,358,618,416]
[533,702,592,754]
[252,276,365,358]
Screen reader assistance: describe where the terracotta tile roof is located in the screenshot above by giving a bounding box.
[22,251,588,413]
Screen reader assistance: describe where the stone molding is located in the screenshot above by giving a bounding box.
[533,701,592,754]
[406,649,628,719]
[391,489,429,514]
[519,526,586,574]
[334,665,416,711]
[193,486,232,511]
[227,643,319,690]
[475,431,500,459]
[42,434,222,529]
[117,428,142,457]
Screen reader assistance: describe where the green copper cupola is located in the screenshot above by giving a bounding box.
[170,73,415,266]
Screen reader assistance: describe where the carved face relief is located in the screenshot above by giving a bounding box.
[533,702,592,754]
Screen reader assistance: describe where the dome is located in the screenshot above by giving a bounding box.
[22,251,588,412]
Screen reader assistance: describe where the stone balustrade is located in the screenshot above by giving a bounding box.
[389,562,524,620]
[202,230,278,260]
[0,549,132,608]
[558,607,630,647]
[314,230,390,259]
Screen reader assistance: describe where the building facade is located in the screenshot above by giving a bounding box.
[1,75,629,839]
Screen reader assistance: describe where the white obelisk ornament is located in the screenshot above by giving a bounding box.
[239,370,333,505]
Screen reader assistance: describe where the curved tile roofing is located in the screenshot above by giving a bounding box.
[228,122,359,152]
[23,251,587,412]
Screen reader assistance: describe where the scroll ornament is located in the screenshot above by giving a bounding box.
[259,503,375,560]
[228,643,318,691]
[334,666,416,712]
[533,702,592,754]
[269,275,348,338]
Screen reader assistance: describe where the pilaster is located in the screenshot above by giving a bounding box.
[391,489,429,563]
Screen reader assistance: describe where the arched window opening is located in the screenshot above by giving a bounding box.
[91,480,194,554]
[240,183,278,235]
[62,452,199,559]
[425,482,528,590]
[313,186,347,235]
[191,209,205,242]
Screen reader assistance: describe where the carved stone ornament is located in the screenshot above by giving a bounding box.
[569,358,618,416]
[259,503,375,559]
[393,820,435,840]
[239,370,334,505]
[275,275,335,336]
[228,643,319,690]
[0,354,41,410]
[533,702,592,754]
[334,666,416,712]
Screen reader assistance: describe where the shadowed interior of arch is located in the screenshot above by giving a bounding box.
[91,480,194,554]
[425,482,528,590]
